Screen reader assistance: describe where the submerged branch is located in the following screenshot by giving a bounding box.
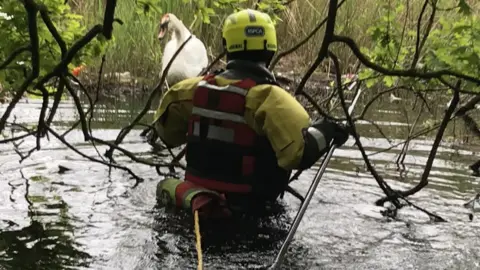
[376,80,461,206]
[396,103,425,169]
[46,125,145,187]
[0,131,36,144]
[90,137,184,169]
[329,51,401,207]
[331,50,446,221]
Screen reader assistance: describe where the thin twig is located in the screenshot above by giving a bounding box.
[46,125,145,187]
[269,0,347,70]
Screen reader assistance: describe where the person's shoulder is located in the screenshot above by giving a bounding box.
[245,83,301,113]
[265,83,288,93]
[249,82,293,98]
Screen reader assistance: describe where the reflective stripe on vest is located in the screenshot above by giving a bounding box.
[192,122,234,143]
[191,107,246,124]
[188,115,256,146]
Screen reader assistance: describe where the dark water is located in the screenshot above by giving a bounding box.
[1,97,480,270]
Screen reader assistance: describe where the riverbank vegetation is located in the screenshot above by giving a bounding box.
[1,0,480,225]
[72,0,480,82]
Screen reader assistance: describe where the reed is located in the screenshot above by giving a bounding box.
[72,0,479,78]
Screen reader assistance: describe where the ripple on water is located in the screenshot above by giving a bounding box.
[1,100,480,269]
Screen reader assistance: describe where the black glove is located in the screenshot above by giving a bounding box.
[311,118,350,147]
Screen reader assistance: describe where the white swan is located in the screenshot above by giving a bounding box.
[158,13,209,88]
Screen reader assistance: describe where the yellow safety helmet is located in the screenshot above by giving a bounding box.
[222,9,277,54]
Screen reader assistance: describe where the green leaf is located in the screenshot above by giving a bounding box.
[458,0,472,15]
[452,25,471,33]
[358,69,371,80]
[383,76,395,87]
[205,8,215,15]
[451,46,470,55]
[258,3,270,10]
[395,3,405,13]
[28,196,48,203]
[365,78,376,88]
[370,27,384,42]
[467,52,480,66]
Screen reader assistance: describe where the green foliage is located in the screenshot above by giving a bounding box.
[30,175,50,182]
[92,0,164,77]
[26,85,68,99]
[0,0,105,92]
[458,0,472,15]
[256,0,287,23]
[76,0,288,78]
[425,14,480,89]
[188,0,216,25]
[358,0,480,92]
[137,0,285,26]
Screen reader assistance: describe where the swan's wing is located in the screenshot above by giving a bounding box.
[184,37,209,70]
[161,35,209,80]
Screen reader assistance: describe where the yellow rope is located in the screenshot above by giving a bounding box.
[194,210,203,270]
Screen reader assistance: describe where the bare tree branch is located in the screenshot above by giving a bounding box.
[376,80,461,206]
[332,35,480,85]
[269,0,347,70]
[104,35,194,161]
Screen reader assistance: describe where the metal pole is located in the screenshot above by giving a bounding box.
[268,87,363,270]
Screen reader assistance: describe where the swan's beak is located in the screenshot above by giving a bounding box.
[158,22,169,40]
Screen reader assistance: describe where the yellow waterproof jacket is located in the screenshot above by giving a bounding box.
[153,74,311,171]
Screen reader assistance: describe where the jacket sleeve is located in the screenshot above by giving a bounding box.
[245,84,329,171]
[153,76,204,148]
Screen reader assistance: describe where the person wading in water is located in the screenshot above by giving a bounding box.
[154,9,350,220]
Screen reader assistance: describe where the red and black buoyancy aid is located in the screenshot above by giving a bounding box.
[185,73,290,201]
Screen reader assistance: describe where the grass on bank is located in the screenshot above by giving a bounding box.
[70,0,479,82]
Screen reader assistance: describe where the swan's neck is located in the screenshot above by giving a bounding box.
[169,15,190,43]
